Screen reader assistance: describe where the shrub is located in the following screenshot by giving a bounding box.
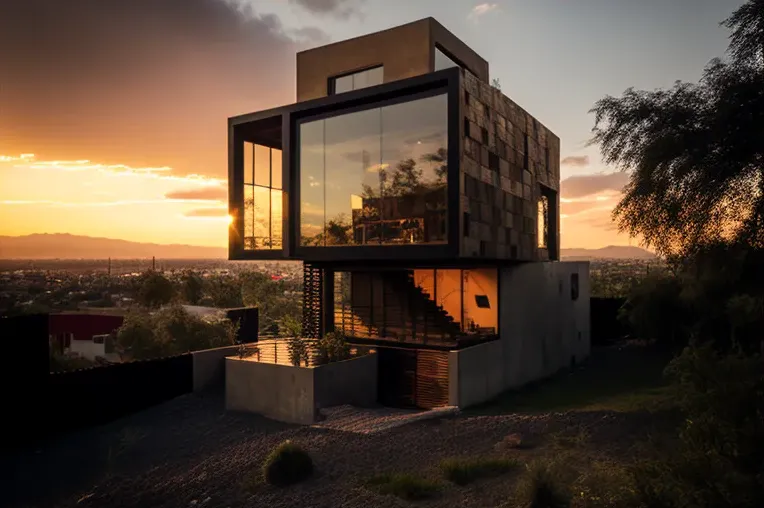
[365,472,440,501]
[262,440,313,487]
[314,331,351,365]
[631,345,764,508]
[279,315,309,367]
[439,456,519,485]
[515,459,571,508]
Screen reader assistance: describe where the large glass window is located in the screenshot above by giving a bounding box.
[299,93,448,247]
[330,66,383,95]
[243,142,282,250]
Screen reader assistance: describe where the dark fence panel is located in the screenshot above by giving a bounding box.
[591,297,628,346]
[226,307,259,343]
[1,314,50,451]
[47,354,193,435]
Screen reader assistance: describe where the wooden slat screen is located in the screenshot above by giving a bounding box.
[415,350,450,409]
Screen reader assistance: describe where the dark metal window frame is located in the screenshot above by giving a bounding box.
[243,144,282,251]
[327,64,384,95]
[229,67,462,262]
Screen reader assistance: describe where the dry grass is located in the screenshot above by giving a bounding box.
[439,456,520,485]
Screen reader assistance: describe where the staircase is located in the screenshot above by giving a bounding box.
[334,270,462,345]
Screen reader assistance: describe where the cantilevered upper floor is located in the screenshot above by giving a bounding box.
[228,18,560,264]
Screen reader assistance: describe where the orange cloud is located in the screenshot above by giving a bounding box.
[561,155,590,167]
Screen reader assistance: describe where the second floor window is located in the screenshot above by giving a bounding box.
[330,66,383,95]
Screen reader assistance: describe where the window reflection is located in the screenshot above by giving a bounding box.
[538,195,549,249]
[242,142,283,250]
[330,66,383,95]
[299,93,448,247]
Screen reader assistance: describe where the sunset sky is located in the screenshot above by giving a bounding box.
[0,0,744,249]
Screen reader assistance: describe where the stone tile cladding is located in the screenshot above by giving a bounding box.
[460,71,560,261]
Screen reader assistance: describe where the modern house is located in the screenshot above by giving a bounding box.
[228,18,590,410]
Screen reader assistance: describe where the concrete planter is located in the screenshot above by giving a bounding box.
[225,352,378,425]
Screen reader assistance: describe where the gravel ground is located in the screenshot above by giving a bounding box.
[4,392,671,508]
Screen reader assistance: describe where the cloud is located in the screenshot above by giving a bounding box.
[469,3,499,20]
[291,26,332,44]
[289,0,363,18]
[165,187,228,201]
[560,172,629,199]
[561,155,590,167]
[1,153,224,186]
[184,208,230,218]
[0,0,326,179]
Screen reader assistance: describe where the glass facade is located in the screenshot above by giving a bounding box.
[332,66,384,94]
[299,93,448,247]
[243,142,283,250]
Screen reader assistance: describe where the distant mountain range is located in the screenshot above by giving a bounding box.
[0,234,227,259]
[0,234,656,261]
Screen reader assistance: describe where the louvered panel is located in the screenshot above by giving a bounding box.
[415,350,450,409]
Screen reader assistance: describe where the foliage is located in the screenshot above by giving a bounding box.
[491,77,502,90]
[279,315,309,367]
[261,440,313,487]
[49,349,96,372]
[135,270,176,309]
[180,270,204,305]
[618,273,686,349]
[365,472,440,501]
[439,456,518,485]
[515,458,572,508]
[205,274,244,309]
[115,304,237,360]
[589,0,764,259]
[239,271,301,334]
[314,331,350,365]
[572,460,640,508]
[631,345,764,508]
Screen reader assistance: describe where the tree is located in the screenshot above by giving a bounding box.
[115,304,237,360]
[181,270,204,305]
[589,0,764,259]
[136,270,175,309]
[422,148,448,184]
[491,77,501,90]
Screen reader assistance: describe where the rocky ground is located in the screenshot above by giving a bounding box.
[6,389,673,508]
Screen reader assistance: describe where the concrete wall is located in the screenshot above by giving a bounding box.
[499,261,590,389]
[314,353,378,409]
[226,358,316,425]
[449,261,590,408]
[448,339,504,408]
[296,18,489,102]
[225,352,378,425]
[191,345,240,392]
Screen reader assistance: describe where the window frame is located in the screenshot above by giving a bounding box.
[328,65,384,96]
[242,142,284,251]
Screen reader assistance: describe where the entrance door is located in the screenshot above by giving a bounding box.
[377,347,417,408]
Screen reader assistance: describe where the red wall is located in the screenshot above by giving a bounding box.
[49,314,124,346]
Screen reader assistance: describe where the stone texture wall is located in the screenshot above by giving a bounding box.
[460,71,560,261]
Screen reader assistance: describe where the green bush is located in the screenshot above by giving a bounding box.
[262,440,313,487]
[631,345,764,508]
[439,456,518,485]
[365,472,440,501]
[315,331,351,365]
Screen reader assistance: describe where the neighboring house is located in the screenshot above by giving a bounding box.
[227,18,590,409]
[49,312,124,361]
